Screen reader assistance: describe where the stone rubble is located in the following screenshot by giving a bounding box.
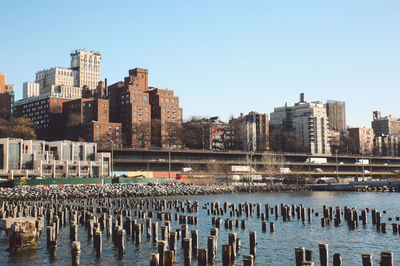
[0,183,309,200]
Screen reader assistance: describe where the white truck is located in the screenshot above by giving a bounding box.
[355,159,369,165]
[305,158,327,164]
[279,167,291,173]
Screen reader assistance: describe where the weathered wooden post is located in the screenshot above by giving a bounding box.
[228,233,237,260]
[150,253,160,266]
[49,240,57,258]
[94,230,102,257]
[208,235,217,263]
[169,232,177,256]
[319,243,328,266]
[191,230,198,257]
[295,247,305,266]
[198,248,207,266]
[164,250,174,266]
[222,244,232,266]
[361,253,373,266]
[249,231,257,258]
[380,251,394,266]
[152,221,159,243]
[243,254,254,266]
[70,222,78,242]
[158,240,167,266]
[333,253,342,266]
[270,222,275,233]
[71,241,80,266]
[183,238,192,266]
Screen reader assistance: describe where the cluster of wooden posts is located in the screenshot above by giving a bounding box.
[0,197,397,265]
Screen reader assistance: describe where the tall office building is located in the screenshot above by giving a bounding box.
[70,49,101,90]
[34,49,101,98]
[371,111,400,137]
[270,93,330,154]
[238,112,269,152]
[23,82,40,99]
[0,73,15,120]
[326,100,346,131]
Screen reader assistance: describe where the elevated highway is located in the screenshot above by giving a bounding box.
[103,148,400,179]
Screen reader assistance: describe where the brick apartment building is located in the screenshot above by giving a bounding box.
[147,87,183,149]
[108,68,152,148]
[348,127,374,155]
[14,93,74,139]
[0,73,15,120]
[62,96,122,144]
[208,117,232,150]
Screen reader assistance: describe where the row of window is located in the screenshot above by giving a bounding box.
[95,125,120,130]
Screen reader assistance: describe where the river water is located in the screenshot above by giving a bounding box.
[1,191,399,265]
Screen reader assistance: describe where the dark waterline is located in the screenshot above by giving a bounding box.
[1,191,399,265]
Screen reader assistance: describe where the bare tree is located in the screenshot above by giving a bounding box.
[182,116,210,149]
[262,151,285,178]
[132,122,150,148]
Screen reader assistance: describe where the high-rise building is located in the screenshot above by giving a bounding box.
[14,93,74,139]
[23,82,40,99]
[270,93,330,154]
[62,88,122,144]
[373,134,400,156]
[0,73,15,120]
[239,112,269,152]
[70,49,101,90]
[371,111,400,137]
[348,127,374,155]
[326,100,346,131]
[108,68,152,148]
[147,87,183,149]
[34,49,101,98]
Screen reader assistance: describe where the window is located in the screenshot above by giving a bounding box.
[96,125,100,129]
[103,116,107,120]
[96,131,100,135]
[108,126,112,130]
[116,126,120,130]
[96,137,100,141]
[116,132,120,136]
[108,132,112,136]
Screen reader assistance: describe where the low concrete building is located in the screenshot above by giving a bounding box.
[0,138,110,179]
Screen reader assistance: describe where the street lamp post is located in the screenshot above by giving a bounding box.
[168,144,171,180]
[387,160,390,179]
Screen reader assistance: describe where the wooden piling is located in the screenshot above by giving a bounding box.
[249,231,257,258]
[318,243,328,266]
[71,241,80,266]
[158,240,167,266]
[191,230,198,257]
[222,244,232,266]
[150,253,160,266]
[183,238,192,266]
[207,235,217,263]
[295,247,305,266]
[243,254,254,266]
[164,250,174,266]
[94,230,102,257]
[361,253,373,266]
[333,253,342,266]
[198,248,207,266]
[380,251,394,266]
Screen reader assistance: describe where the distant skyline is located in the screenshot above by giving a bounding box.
[1,0,400,127]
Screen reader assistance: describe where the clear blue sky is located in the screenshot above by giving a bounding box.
[1,0,400,127]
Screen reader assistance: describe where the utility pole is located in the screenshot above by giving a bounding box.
[111,140,114,177]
